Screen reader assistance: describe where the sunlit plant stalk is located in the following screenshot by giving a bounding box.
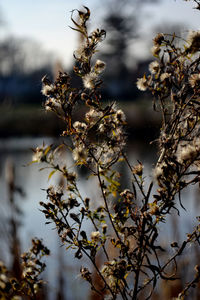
[1,1,200,299]
[31,3,200,299]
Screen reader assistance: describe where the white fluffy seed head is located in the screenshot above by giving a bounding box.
[82,72,97,89]
[149,61,160,74]
[136,77,148,91]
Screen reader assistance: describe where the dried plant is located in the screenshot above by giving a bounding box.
[2,1,200,299]
[31,3,200,299]
[0,238,50,299]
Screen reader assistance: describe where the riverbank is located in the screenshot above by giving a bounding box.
[0,99,161,140]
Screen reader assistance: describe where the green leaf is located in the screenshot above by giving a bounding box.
[66,245,72,250]
[26,160,38,166]
[44,145,52,156]
[48,170,57,181]
[104,175,120,187]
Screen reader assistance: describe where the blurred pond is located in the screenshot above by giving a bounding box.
[0,137,199,299]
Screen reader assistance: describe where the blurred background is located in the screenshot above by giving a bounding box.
[0,0,200,299]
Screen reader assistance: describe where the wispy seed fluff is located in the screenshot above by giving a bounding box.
[72,145,87,162]
[153,162,166,180]
[189,73,200,88]
[153,33,164,46]
[160,72,171,82]
[176,140,200,163]
[136,77,148,91]
[187,30,200,54]
[82,72,97,89]
[74,44,92,61]
[41,84,54,96]
[120,189,134,200]
[32,147,44,162]
[91,231,101,242]
[85,108,103,125]
[45,98,61,112]
[149,61,160,74]
[94,59,106,73]
[114,109,126,123]
[151,45,161,57]
[73,121,87,133]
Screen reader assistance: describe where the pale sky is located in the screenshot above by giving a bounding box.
[0,0,199,69]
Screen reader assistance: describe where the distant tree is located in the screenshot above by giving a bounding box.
[0,36,54,103]
[0,6,54,103]
[0,37,53,76]
[101,0,160,72]
[99,0,160,99]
